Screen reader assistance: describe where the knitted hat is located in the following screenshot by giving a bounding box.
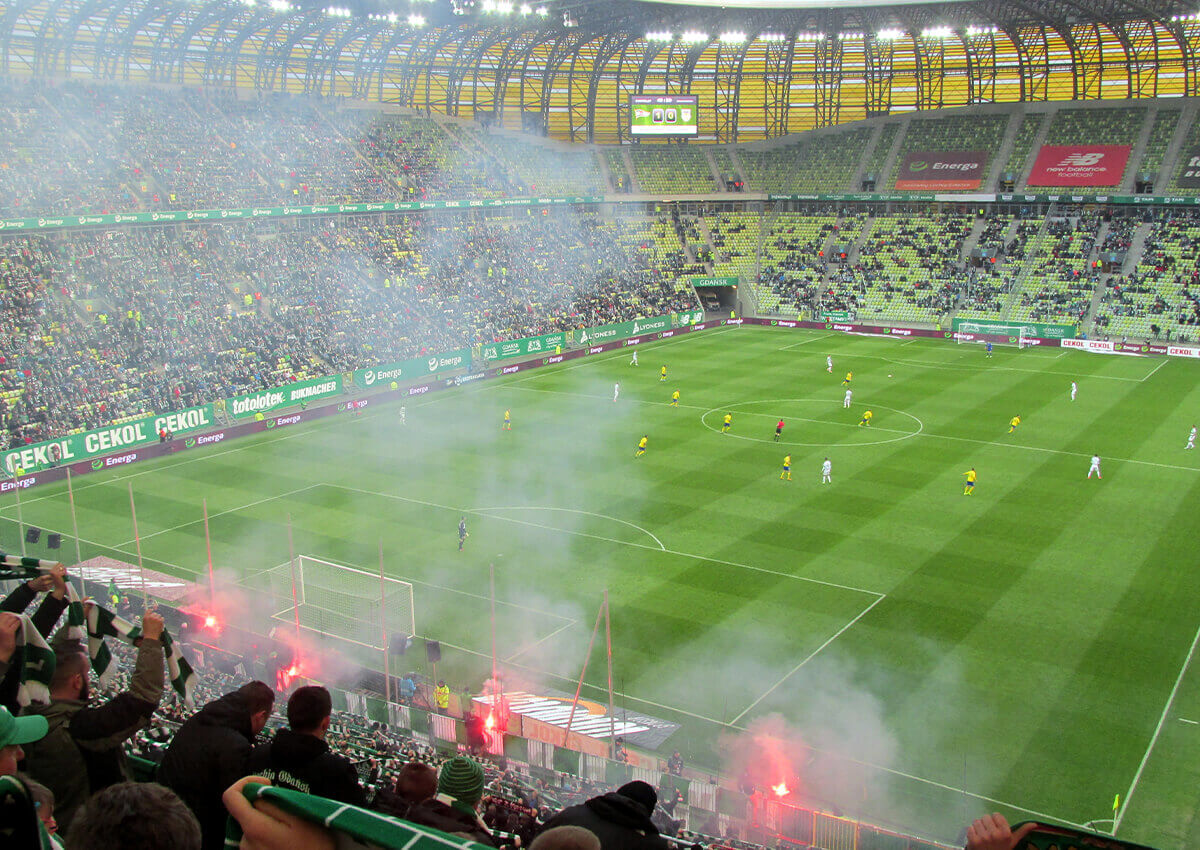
[438,756,485,806]
[617,780,657,814]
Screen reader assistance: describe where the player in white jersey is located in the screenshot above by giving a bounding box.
[630,350,638,366]
[843,389,853,408]
[399,406,406,425]
[821,457,832,484]
[826,355,833,373]
[1070,381,1077,401]
[1087,454,1102,479]
[1187,426,1196,450]
[613,382,620,402]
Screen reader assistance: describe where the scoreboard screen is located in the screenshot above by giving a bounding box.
[629,95,699,136]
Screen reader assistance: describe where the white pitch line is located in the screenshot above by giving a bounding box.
[472,505,665,551]
[777,332,836,351]
[504,620,578,663]
[731,594,886,725]
[112,483,321,547]
[833,351,1147,381]
[326,483,884,598]
[1178,718,1198,725]
[1113,617,1200,834]
[1141,358,1169,382]
[510,326,735,384]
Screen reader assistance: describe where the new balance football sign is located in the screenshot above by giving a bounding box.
[1028,145,1131,187]
[895,151,988,190]
[1177,147,1200,188]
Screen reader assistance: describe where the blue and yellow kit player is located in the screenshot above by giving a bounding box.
[722,413,733,433]
[670,390,680,407]
[842,371,853,387]
[1008,414,1021,434]
[780,454,792,481]
[635,435,648,457]
[858,409,873,427]
[660,365,668,382]
[962,467,977,495]
[502,409,512,430]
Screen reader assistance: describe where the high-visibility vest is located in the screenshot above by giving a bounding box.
[434,685,450,709]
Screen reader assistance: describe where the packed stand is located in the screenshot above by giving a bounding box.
[0,211,699,447]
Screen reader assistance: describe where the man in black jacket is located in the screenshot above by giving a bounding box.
[540,780,670,850]
[156,680,275,850]
[21,610,165,835]
[245,685,365,806]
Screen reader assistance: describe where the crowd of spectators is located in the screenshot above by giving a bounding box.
[0,211,698,448]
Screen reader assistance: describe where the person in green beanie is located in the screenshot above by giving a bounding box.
[403,755,495,846]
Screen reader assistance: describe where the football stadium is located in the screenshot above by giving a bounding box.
[1,0,1200,848]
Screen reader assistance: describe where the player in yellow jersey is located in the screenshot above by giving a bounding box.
[660,365,668,382]
[635,435,648,457]
[722,413,732,433]
[780,455,792,481]
[858,410,873,427]
[842,371,853,386]
[670,390,680,407]
[963,467,977,495]
[502,409,512,430]
[1008,414,1021,434]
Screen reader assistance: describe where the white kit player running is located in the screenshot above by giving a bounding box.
[826,355,833,373]
[1070,381,1077,401]
[399,406,406,425]
[1088,454,1102,479]
[821,457,832,484]
[843,389,853,408]
[630,350,638,366]
[613,382,620,402]
[1187,426,1197,450]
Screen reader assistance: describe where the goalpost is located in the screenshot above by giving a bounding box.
[955,321,1038,348]
[240,554,416,658]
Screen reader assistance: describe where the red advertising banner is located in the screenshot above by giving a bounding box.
[1028,145,1131,187]
[895,151,988,190]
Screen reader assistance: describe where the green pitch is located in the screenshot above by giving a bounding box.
[4,326,1200,847]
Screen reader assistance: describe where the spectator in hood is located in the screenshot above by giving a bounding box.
[540,780,670,850]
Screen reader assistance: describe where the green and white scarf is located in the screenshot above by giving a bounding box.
[12,614,55,707]
[85,603,198,708]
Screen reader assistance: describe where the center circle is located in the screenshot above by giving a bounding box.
[699,398,923,447]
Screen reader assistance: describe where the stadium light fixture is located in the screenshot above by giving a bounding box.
[719,30,747,43]
[965,25,998,36]
[496,0,514,12]
[680,30,709,43]
[920,25,953,39]
[794,31,825,42]
[240,0,256,7]
[535,5,548,16]
[646,30,673,41]
[875,28,906,41]
[837,31,865,40]
[268,0,291,11]
[408,13,425,25]
[1172,12,1200,21]
[519,3,532,15]
[757,32,785,42]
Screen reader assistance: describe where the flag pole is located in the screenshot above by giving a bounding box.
[489,561,498,696]
[127,483,148,612]
[13,473,25,556]
[287,514,301,646]
[604,589,616,760]
[203,498,216,610]
[379,538,390,704]
[66,468,85,584]
[563,598,604,747]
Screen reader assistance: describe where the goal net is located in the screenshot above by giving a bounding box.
[955,322,1038,347]
[239,555,415,654]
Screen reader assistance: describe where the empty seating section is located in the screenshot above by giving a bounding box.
[856,214,973,323]
[629,146,716,193]
[889,115,1008,188]
[466,132,604,196]
[1170,114,1200,194]
[707,212,761,281]
[1003,113,1044,181]
[1096,213,1200,341]
[863,123,901,183]
[739,128,872,193]
[1138,109,1180,178]
[603,148,633,192]
[1026,108,1146,189]
[1009,213,1103,325]
[712,149,739,186]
